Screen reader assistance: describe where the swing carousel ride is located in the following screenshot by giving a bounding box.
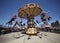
[18,3,42,35]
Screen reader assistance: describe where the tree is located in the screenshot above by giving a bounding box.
[55,20,59,27]
[51,20,59,27]
[51,22,55,27]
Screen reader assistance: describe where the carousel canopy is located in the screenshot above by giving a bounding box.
[18,3,42,18]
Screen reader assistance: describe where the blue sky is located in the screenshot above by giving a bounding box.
[0,0,60,26]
